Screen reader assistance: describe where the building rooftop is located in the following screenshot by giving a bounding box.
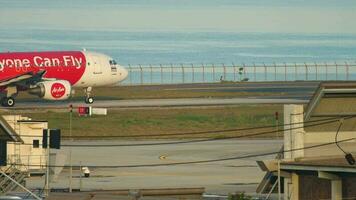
[303,81,356,131]
[0,116,22,142]
[280,156,356,173]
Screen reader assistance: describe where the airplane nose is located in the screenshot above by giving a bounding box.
[119,66,128,81]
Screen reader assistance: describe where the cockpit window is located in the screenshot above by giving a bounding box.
[109,60,117,65]
[109,59,118,72]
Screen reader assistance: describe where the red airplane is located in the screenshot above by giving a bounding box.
[0,50,128,107]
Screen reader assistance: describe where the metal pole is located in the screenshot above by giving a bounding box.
[314,62,318,80]
[335,62,338,80]
[325,62,328,80]
[181,64,185,83]
[253,63,256,81]
[284,62,287,81]
[233,63,236,82]
[212,64,215,82]
[69,106,73,193]
[79,161,82,191]
[345,61,349,80]
[294,62,297,81]
[150,64,153,84]
[160,64,163,84]
[139,64,143,85]
[202,64,205,82]
[278,159,281,200]
[45,129,50,197]
[273,62,276,81]
[304,63,308,81]
[191,64,195,83]
[170,63,173,84]
[223,63,226,81]
[264,63,267,81]
[128,64,132,85]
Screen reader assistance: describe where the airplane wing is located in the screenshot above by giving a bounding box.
[0,70,46,87]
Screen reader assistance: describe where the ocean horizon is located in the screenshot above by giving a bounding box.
[1,29,355,65]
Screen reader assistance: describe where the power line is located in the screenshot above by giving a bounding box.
[54,116,354,147]
[6,115,344,140]
[11,137,355,169]
[19,116,353,147]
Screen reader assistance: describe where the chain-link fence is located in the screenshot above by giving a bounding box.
[123,62,356,85]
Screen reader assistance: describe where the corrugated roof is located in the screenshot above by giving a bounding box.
[280,156,356,173]
[305,81,356,121]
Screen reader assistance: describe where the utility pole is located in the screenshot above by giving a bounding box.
[278,159,281,200]
[69,105,73,193]
[79,161,82,191]
[45,129,50,197]
[275,112,279,138]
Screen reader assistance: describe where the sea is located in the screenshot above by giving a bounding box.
[1,29,356,84]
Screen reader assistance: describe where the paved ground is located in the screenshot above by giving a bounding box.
[27,139,283,195]
[12,97,308,109]
[8,81,318,109]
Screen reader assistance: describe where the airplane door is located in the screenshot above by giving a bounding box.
[93,56,102,74]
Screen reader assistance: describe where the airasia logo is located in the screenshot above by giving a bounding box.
[51,83,66,98]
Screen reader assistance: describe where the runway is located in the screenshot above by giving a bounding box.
[27,139,283,194]
[13,97,309,109]
[9,81,318,109]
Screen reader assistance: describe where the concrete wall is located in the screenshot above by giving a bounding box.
[4,115,47,171]
[304,131,356,158]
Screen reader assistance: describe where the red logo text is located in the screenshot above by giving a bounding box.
[51,83,66,98]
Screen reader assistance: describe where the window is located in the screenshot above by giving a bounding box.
[33,140,39,148]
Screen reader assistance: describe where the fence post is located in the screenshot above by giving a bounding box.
[181,64,185,83]
[150,64,153,84]
[212,64,215,82]
[294,63,297,81]
[345,61,349,80]
[232,63,236,82]
[335,62,338,80]
[223,63,226,81]
[160,64,163,84]
[191,64,195,83]
[284,62,287,81]
[253,63,256,81]
[264,63,267,81]
[304,63,308,81]
[139,64,143,85]
[170,63,174,84]
[202,63,205,83]
[273,62,277,81]
[128,64,132,85]
[314,62,318,80]
[325,62,328,80]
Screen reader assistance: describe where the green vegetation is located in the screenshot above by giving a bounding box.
[228,193,252,200]
[17,105,283,139]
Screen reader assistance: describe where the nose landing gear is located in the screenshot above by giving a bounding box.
[84,87,94,104]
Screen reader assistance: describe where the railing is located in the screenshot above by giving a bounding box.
[122,62,356,85]
[7,154,46,171]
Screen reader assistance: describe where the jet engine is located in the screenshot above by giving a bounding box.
[29,80,72,100]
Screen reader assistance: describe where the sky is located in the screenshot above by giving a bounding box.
[0,0,356,33]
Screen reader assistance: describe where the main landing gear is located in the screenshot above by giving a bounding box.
[84,87,94,104]
[1,86,17,107]
[1,97,15,107]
